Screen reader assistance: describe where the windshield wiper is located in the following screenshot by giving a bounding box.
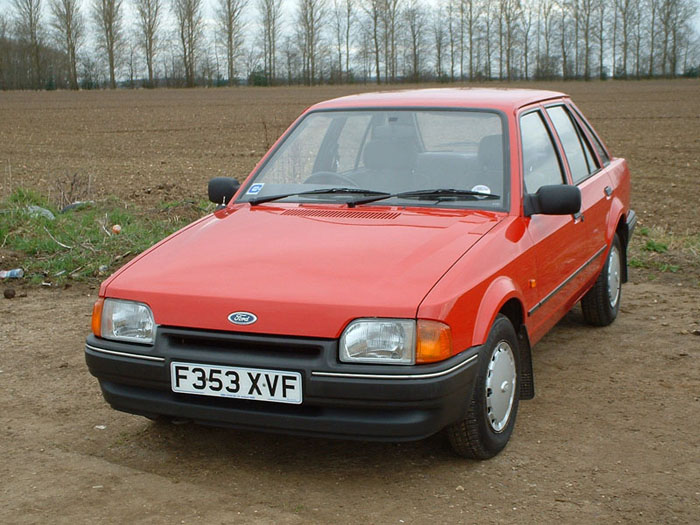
[248,187,390,206]
[348,188,500,206]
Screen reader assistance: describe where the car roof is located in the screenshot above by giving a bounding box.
[309,88,567,112]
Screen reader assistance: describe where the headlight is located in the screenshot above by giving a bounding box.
[97,298,155,344]
[340,319,416,365]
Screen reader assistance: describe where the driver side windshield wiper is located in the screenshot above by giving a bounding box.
[348,188,500,207]
[248,187,390,206]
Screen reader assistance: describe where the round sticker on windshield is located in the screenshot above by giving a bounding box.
[471,184,491,198]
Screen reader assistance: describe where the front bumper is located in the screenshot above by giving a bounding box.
[85,326,480,441]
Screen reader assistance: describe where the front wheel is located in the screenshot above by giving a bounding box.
[447,315,520,459]
[581,234,623,326]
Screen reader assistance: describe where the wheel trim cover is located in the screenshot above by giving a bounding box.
[485,341,517,433]
[607,245,621,308]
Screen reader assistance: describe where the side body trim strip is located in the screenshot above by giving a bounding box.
[528,244,607,316]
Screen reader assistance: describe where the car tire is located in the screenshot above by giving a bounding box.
[581,234,623,327]
[447,314,520,459]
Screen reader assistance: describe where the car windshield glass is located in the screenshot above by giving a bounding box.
[237,109,507,209]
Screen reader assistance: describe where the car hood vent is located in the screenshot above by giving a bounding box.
[281,208,401,220]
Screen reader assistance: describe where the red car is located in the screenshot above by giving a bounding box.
[86,88,635,459]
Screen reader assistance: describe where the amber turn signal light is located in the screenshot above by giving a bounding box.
[416,320,453,364]
[91,298,104,337]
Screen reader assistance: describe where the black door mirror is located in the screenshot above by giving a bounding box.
[208,177,240,208]
[524,184,581,216]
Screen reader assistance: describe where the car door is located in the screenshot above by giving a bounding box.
[519,108,591,342]
[544,104,612,294]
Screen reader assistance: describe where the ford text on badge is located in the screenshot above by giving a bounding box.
[228,312,257,325]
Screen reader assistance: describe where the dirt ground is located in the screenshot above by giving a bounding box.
[1,81,699,523]
[2,282,699,523]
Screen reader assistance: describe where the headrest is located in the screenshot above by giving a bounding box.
[363,125,418,171]
[478,135,503,172]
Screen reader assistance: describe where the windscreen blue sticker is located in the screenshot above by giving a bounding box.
[247,183,264,195]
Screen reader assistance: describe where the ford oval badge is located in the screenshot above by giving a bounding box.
[228,312,257,325]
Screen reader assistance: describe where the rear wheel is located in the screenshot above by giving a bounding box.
[581,234,623,326]
[447,315,520,459]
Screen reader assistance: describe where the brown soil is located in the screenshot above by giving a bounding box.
[1,81,699,522]
[1,80,699,234]
[1,282,699,523]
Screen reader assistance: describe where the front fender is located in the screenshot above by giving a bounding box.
[472,276,526,346]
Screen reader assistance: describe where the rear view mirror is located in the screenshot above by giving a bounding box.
[524,184,581,216]
[208,177,240,208]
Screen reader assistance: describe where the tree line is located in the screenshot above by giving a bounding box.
[1,0,698,90]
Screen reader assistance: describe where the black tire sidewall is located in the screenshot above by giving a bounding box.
[473,315,521,455]
[604,235,623,320]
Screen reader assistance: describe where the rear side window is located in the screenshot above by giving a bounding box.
[574,108,611,165]
[546,105,597,184]
[520,111,565,193]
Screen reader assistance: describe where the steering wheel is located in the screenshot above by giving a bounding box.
[304,171,358,187]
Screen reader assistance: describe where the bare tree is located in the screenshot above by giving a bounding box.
[331,0,354,82]
[13,0,44,88]
[379,0,402,82]
[431,5,446,78]
[172,0,203,87]
[595,0,606,78]
[295,0,326,85]
[647,0,659,76]
[447,0,457,80]
[521,0,535,79]
[403,0,426,81]
[363,0,383,83]
[499,0,521,80]
[49,0,83,89]
[615,0,634,76]
[93,0,124,88]
[0,15,8,89]
[215,0,246,85]
[258,0,282,83]
[134,0,162,87]
[462,0,479,80]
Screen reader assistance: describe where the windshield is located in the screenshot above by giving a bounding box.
[237,109,508,209]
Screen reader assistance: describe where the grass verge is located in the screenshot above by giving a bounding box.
[628,225,700,284]
[0,188,212,284]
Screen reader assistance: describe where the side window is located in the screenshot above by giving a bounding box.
[520,111,565,194]
[335,115,372,172]
[572,106,611,165]
[546,105,596,184]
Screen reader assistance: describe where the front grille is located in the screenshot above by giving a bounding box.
[157,326,331,363]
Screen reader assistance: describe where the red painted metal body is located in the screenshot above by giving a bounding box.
[99,88,632,358]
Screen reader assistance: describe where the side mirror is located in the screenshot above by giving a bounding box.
[208,177,240,208]
[524,184,581,216]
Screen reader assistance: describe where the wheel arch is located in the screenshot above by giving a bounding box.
[473,278,535,400]
[607,199,630,283]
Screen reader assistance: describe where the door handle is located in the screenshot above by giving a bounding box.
[604,186,613,197]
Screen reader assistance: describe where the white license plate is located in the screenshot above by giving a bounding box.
[170,362,302,405]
